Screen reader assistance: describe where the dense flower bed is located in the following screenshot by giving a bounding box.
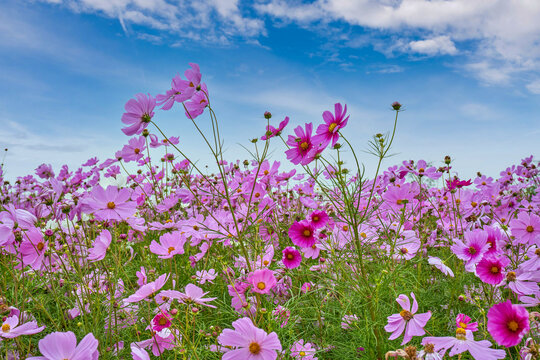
[0,64,539,359]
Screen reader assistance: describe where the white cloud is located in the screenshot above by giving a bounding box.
[43,0,265,41]
[526,79,540,94]
[256,0,540,92]
[409,36,457,56]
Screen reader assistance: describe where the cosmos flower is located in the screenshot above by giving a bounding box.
[282,247,302,269]
[160,283,217,308]
[313,103,349,148]
[87,229,112,262]
[476,255,510,285]
[285,123,322,165]
[124,274,169,303]
[26,331,99,360]
[0,315,45,339]
[487,300,530,347]
[121,93,156,136]
[290,339,318,360]
[450,229,490,271]
[217,317,282,360]
[149,231,187,259]
[455,314,478,332]
[509,212,540,245]
[81,185,136,222]
[384,292,431,345]
[247,269,277,295]
[421,329,505,360]
[289,220,316,248]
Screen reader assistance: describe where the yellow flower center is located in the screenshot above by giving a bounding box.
[107,202,116,209]
[328,123,337,132]
[312,216,319,222]
[468,246,477,255]
[299,351,306,356]
[249,342,261,354]
[459,321,467,328]
[526,225,534,233]
[37,242,45,251]
[396,199,403,205]
[134,148,140,154]
[360,232,367,238]
[490,266,500,274]
[400,247,409,254]
[158,317,168,326]
[399,310,413,321]
[299,142,309,151]
[257,282,266,290]
[456,328,467,340]
[1,324,10,332]
[303,230,312,237]
[507,320,519,332]
[507,271,517,281]
[287,253,294,260]
[471,201,477,207]
[167,247,175,254]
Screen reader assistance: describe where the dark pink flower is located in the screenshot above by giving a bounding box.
[476,256,510,285]
[285,123,322,165]
[121,93,156,136]
[309,210,329,229]
[217,317,282,360]
[288,220,316,248]
[313,103,349,147]
[282,247,301,269]
[152,312,172,332]
[456,313,478,332]
[487,300,530,347]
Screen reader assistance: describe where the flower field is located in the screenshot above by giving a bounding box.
[0,64,539,359]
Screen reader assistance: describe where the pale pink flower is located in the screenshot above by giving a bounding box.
[384,292,432,345]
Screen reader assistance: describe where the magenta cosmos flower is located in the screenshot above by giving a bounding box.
[309,210,329,229]
[509,212,540,245]
[81,185,136,222]
[26,331,99,360]
[217,317,282,360]
[261,116,289,140]
[384,292,432,345]
[87,229,112,262]
[289,220,316,248]
[121,93,156,136]
[282,247,302,269]
[0,315,45,339]
[313,103,349,148]
[285,123,321,165]
[487,300,530,347]
[476,255,510,285]
[18,227,48,270]
[247,269,277,295]
[456,313,478,332]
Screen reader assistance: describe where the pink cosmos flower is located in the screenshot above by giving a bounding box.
[156,73,195,111]
[282,247,302,269]
[184,83,208,119]
[450,229,490,271]
[160,283,217,308]
[217,317,282,360]
[427,256,454,277]
[446,178,472,190]
[309,210,329,229]
[81,185,136,221]
[124,274,169,303]
[392,230,420,260]
[152,311,172,331]
[35,163,55,179]
[421,329,505,360]
[195,269,217,284]
[87,229,112,262]
[131,343,151,360]
[487,300,530,347]
[289,220,316,248]
[18,227,48,270]
[476,255,510,285]
[121,93,156,136]
[313,103,349,148]
[509,212,540,245]
[384,292,432,345]
[456,314,478,332]
[26,331,99,360]
[290,339,317,360]
[261,116,289,140]
[247,269,277,295]
[414,159,442,180]
[149,231,187,259]
[0,315,45,339]
[116,136,146,163]
[285,123,321,165]
[382,183,419,211]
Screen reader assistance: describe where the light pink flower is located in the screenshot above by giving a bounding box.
[160,283,216,308]
[149,231,187,259]
[247,269,277,295]
[0,315,45,339]
[384,292,432,345]
[421,329,505,360]
[87,229,112,262]
[217,317,282,360]
[26,331,98,360]
[124,274,169,303]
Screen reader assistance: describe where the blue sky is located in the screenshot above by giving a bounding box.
[1,0,539,181]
